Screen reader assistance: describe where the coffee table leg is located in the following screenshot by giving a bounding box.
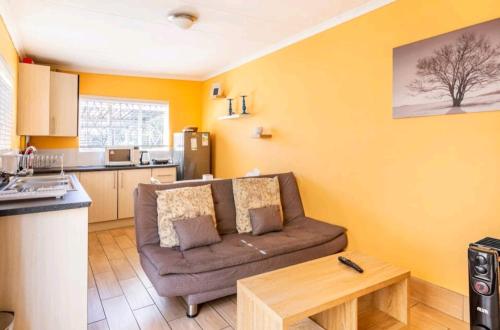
[311,299,357,330]
[237,284,285,330]
[373,278,409,324]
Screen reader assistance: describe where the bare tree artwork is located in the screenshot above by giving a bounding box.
[408,33,500,107]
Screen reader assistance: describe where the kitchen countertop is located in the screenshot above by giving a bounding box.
[34,163,178,174]
[0,174,92,217]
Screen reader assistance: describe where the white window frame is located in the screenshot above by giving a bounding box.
[0,55,13,153]
[78,95,170,150]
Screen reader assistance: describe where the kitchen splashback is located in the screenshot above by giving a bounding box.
[37,148,173,167]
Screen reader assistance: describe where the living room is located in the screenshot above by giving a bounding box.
[0,0,499,329]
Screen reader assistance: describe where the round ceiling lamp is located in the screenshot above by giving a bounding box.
[167,13,198,30]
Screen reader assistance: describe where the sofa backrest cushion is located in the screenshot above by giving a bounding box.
[134,172,304,250]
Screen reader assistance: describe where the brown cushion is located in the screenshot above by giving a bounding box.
[249,205,283,235]
[173,215,222,251]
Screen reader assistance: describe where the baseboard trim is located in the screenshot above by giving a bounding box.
[410,276,469,323]
[88,218,135,232]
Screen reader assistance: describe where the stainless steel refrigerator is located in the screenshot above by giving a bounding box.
[173,132,211,180]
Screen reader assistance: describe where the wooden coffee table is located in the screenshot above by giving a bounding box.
[237,251,410,330]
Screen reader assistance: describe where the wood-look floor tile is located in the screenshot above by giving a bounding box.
[194,304,229,330]
[89,241,105,257]
[109,258,136,281]
[97,232,115,245]
[88,232,99,244]
[94,271,123,300]
[133,305,171,330]
[124,247,153,288]
[102,242,126,260]
[88,262,96,289]
[88,288,105,323]
[102,296,139,330]
[120,277,154,310]
[168,316,201,330]
[89,254,112,274]
[88,319,109,330]
[124,227,136,242]
[147,287,186,321]
[210,297,237,328]
[109,228,127,237]
[115,235,135,249]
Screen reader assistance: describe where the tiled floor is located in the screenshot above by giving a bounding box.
[88,227,469,330]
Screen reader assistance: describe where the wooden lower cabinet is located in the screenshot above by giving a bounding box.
[118,169,151,219]
[80,171,118,223]
[79,167,177,223]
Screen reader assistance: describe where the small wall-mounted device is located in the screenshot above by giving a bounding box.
[211,83,223,99]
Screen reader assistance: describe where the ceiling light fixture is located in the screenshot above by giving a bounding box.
[167,13,198,30]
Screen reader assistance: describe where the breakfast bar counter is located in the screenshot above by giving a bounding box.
[0,174,91,217]
[0,173,90,330]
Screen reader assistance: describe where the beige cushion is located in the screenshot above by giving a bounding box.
[156,184,216,248]
[232,177,282,233]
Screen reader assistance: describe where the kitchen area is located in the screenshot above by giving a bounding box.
[0,62,211,329]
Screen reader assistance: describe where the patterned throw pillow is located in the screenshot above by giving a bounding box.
[232,177,282,233]
[156,185,216,248]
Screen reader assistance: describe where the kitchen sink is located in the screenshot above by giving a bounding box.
[0,175,76,202]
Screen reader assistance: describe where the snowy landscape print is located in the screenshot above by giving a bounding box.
[393,19,500,119]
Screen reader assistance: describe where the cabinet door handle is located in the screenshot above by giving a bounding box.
[120,172,124,189]
[50,117,55,134]
[113,172,116,189]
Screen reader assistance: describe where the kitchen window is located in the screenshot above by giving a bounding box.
[0,56,13,152]
[79,96,169,149]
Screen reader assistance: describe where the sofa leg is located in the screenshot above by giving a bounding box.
[186,304,199,318]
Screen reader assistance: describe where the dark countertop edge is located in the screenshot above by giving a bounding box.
[34,163,178,174]
[0,174,92,217]
[0,201,92,217]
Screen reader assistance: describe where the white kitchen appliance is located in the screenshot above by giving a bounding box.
[105,146,138,166]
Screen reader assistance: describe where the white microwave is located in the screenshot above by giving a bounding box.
[105,147,138,166]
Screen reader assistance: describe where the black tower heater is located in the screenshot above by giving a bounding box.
[468,237,500,330]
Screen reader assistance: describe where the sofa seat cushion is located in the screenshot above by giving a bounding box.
[141,217,345,276]
[140,233,348,298]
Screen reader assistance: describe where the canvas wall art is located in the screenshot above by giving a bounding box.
[393,18,500,119]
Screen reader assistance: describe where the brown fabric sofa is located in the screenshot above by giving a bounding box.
[133,172,347,317]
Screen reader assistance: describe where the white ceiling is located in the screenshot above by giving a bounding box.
[5,0,392,80]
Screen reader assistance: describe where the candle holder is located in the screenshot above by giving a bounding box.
[227,98,234,116]
[241,95,248,114]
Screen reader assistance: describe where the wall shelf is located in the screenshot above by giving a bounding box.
[217,113,251,120]
[251,134,272,139]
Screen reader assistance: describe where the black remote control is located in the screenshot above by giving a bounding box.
[338,256,364,273]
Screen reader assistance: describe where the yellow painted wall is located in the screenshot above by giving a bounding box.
[30,72,202,148]
[202,0,500,295]
[0,16,19,148]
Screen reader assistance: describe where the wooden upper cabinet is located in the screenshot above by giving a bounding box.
[118,169,152,219]
[17,63,79,136]
[50,71,79,136]
[17,63,51,135]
